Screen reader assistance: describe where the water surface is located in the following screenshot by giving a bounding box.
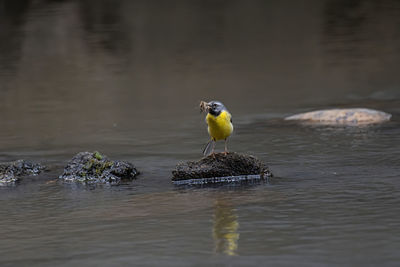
[1,1,400,266]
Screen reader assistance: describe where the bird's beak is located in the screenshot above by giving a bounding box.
[205,102,214,113]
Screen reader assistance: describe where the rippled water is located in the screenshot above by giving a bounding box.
[1,1,400,266]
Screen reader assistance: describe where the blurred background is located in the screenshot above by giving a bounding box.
[0,0,399,153]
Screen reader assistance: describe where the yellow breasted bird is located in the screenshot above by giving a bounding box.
[200,101,233,156]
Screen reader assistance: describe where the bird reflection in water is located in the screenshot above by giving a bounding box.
[212,199,239,256]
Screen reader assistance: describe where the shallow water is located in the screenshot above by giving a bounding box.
[1,1,400,266]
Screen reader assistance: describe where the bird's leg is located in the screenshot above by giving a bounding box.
[211,140,216,158]
[224,138,229,155]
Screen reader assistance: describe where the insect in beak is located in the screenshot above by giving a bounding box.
[199,101,210,113]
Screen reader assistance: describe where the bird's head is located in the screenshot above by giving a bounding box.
[206,101,225,116]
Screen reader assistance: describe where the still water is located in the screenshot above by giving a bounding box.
[1,0,400,266]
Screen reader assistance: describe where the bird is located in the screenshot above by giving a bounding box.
[200,100,233,156]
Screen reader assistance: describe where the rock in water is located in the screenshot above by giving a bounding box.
[0,160,45,184]
[285,108,391,125]
[172,152,272,185]
[59,152,139,184]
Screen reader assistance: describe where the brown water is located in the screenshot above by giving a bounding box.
[1,1,400,266]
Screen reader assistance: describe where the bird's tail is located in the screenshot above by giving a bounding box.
[203,139,215,157]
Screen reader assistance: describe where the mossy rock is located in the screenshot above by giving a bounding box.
[59,152,139,184]
[172,152,272,185]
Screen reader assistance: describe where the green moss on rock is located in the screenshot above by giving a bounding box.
[59,152,139,184]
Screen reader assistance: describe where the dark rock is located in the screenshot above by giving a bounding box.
[0,160,45,184]
[59,151,139,184]
[172,152,272,184]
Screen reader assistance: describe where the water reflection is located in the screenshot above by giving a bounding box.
[213,198,239,256]
[78,0,131,55]
[0,0,30,75]
[323,0,400,65]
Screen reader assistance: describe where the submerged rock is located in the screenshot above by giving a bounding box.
[285,108,391,125]
[172,152,272,185]
[59,151,139,184]
[0,160,45,184]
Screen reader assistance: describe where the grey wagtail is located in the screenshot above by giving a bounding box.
[200,101,233,156]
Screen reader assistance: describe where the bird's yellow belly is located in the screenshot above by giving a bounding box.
[206,111,233,141]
